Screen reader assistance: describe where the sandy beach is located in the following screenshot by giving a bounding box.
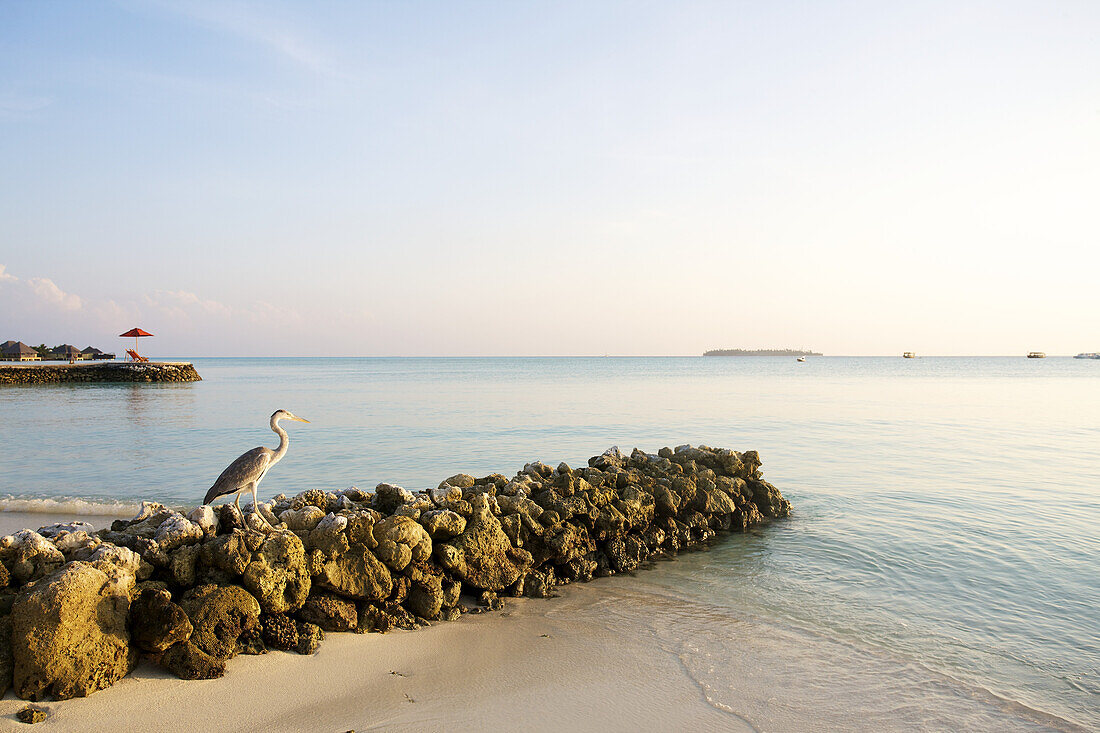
[0,598,748,732]
[0,509,747,732]
[0,504,1084,732]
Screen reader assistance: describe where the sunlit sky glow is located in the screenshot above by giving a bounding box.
[1,1,1097,356]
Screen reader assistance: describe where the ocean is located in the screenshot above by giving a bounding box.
[1,356,1097,730]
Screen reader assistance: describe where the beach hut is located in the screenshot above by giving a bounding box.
[82,346,115,360]
[0,341,40,361]
[52,345,86,361]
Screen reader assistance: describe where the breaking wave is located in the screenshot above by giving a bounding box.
[0,495,141,517]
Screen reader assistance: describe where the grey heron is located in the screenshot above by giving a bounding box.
[204,410,310,517]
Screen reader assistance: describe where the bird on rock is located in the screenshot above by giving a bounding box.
[204,409,310,520]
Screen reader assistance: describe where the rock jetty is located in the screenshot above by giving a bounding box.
[0,362,201,385]
[0,445,790,701]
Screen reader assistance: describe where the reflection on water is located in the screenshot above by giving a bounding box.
[123,382,161,428]
[1,357,1098,728]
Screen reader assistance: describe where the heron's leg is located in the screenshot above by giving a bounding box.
[234,492,242,512]
[251,482,273,526]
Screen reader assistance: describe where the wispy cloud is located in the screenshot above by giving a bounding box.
[0,265,85,311]
[144,289,233,318]
[0,264,317,351]
[132,0,342,78]
[25,277,84,311]
[0,92,55,118]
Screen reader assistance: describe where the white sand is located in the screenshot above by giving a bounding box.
[0,586,747,732]
[0,512,749,732]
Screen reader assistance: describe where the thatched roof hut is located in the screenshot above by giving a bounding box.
[52,344,86,360]
[0,341,41,361]
[81,346,115,360]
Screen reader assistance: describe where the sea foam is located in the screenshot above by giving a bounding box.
[0,495,141,517]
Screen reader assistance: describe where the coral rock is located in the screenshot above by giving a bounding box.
[242,530,311,614]
[260,614,298,651]
[373,483,414,514]
[374,539,412,572]
[11,562,135,701]
[178,584,261,661]
[420,510,467,540]
[16,706,47,724]
[0,616,12,697]
[373,516,432,563]
[295,621,324,655]
[200,531,251,577]
[160,641,226,680]
[3,530,65,584]
[436,494,532,591]
[306,514,350,557]
[154,513,204,552]
[188,505,218,538]
[280,506,326,533]
[315,543,392,602]
[406,573,444,620]
[296,591,357,632]
[130,588,193,653]
[290,489,331,512]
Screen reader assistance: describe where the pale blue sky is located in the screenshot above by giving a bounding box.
[1,1,1097,355]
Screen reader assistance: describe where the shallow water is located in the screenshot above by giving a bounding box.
[1,356,1098,729]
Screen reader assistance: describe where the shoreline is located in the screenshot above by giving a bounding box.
[0,453,1087,731]
[0,563,750,732]
[0,445,794,724]
[0,512,1079,732]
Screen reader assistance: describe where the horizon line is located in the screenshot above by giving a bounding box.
[130,353,1089,359]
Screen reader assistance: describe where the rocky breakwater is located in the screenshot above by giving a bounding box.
[0,362,201,385]
[0,445,790,700]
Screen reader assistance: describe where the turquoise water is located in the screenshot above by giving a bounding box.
[2,357,1098,729]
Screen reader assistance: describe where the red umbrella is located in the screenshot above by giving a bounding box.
[119,328,154,360]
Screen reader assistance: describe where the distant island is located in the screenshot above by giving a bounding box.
[704,348,823,357]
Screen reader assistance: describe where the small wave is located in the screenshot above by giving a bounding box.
[0,496,141,517]
[577,576,1093,732]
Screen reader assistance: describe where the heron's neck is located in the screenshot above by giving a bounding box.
[270,416,290,464]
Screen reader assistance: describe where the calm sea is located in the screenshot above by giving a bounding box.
[1,356,1097,729]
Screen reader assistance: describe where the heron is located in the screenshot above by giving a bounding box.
[204,409,310,518]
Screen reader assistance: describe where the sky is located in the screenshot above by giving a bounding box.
[1,0,1097,356]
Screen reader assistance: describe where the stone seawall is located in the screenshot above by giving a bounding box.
[0,445,790,701]
[0,362,201,385]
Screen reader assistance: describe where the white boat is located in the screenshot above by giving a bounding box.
[903,352,916,359]
[796,356,806,362]
[1074,352,1100,359]
[1027,352,1046,359]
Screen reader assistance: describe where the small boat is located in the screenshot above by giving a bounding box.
[903,352,916,359]
[1027,352,1046,359]
[1074,353,1100,359]
[796,356,806,362]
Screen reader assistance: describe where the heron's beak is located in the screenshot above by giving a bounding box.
[292,416,311,423]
